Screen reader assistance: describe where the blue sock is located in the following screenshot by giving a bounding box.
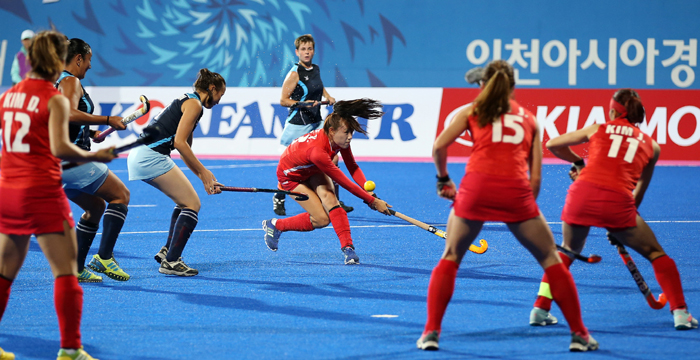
[98,203,128,259]
[165,206,182,249]
[75,218,99,272]
[165,208,198,262]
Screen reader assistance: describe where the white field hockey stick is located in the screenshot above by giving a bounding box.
[94,95,150,141]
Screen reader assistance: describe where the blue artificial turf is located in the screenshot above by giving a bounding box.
[1,159,698,359]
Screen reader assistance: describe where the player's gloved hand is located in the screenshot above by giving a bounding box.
[369,198,392,215]
[569,159,585,181]
[436,175,457,201]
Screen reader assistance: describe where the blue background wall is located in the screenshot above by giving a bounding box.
[1,0,698,89]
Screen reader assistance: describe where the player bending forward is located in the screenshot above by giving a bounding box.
[262,99,391,264]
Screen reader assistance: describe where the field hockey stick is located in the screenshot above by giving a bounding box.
[556,244,602,264]
[217,186,309,201]
[607,232,667,310]
[94,95,150,141]
[290,100,330,109]
[387,209,488,254]
[62,125,161,171]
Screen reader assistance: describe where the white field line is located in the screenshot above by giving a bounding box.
[108,220,699,236]
[112,162,278,173]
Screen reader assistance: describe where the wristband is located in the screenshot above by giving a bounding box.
[573,159,585,167]
[106,116,110,125]
[436,174,450,182]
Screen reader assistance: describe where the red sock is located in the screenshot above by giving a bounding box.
[424,259,459,335]
[328,207,352,248]
[534,252,573,311]
[0,276,12,322]
[54,275,83,349]
[275,213,314,232]
[545,262,587,336]
[652,255,687,311]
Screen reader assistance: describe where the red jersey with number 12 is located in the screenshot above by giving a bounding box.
[465,99,537,180]
[0,78,63,188]
[577,118,654,194]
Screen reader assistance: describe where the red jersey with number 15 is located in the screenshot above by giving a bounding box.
[465,99,537,180]
[0,78,63,188]
[577,118,655,194]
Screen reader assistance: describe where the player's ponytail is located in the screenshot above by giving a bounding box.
[28,30,67,81]
[194,68,226,108]
[472,59,515,128]
[613,88,645,124]
[323,98,384,136]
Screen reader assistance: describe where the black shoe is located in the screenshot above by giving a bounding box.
[339,200,353,213]
[273,196,286,216]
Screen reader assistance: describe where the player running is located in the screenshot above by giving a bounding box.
[262,99,391,265]
[417,60,598,352]
[0,30,115,360]
[529,88,697,331]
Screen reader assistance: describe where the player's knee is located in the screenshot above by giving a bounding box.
[312,214,330,228]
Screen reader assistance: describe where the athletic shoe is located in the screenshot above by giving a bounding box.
[159,257,198,276]
[77,269,102,283]
[57,347,98,360]
[339,200,354,213]
[673,309,699,330]
[87,254,130,281]
[529,307,558,326]
[273,196,286,216]
[0,346,15,360]
[569,332,599,352]
[262,219,281,251]
[154,246,168,264]
[341,246,360,265]
[416,331,439,351]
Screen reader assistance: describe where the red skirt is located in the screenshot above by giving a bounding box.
[0,185,75,235]
[561,180,637,230]
[454,172,540,223]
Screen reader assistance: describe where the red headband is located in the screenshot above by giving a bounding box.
[610,98,627,118]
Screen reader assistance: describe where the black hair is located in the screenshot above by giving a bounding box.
[66,38,91,65]
[193,68,226,108]
[323,98,383,136]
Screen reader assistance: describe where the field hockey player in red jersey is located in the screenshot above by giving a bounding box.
[262,99,392,265]
[529,89,697,331]
[417,60,598,352]
[0,30,116,360]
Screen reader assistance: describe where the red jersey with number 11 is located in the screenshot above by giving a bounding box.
[577,118,654,194]
[0,78,63,188]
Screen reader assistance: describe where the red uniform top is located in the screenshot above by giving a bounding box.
[465,99,537,180]
[277,129,374,204]
[0,78,63,188]
[577,118,654,194]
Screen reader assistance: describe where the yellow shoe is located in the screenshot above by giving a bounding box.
[77,269,102,283]
[87,254,130,281]
[0,346,15,360]
[57,347,98,360]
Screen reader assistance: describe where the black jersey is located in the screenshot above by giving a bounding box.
[286,63,324,125]
[55,70,94,151]
[145,92,203,156]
